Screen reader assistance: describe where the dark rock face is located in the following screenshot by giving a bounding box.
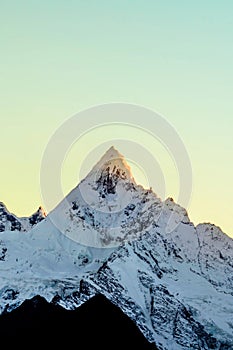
[0,240,7,261]
[0,294,157,349]
[0,202,22,232]
[96,164,128,196]
[28,206,46,226]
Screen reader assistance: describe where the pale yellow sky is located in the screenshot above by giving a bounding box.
[0,1,232,237]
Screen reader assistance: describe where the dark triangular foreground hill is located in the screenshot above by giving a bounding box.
[0,294,157,349]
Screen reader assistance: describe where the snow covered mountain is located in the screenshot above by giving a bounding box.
[0,146,232,349]
[0,202,46,232]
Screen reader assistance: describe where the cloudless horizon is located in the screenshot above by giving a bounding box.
[0,1,232,237]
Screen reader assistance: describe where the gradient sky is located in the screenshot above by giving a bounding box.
[0,1,232,237]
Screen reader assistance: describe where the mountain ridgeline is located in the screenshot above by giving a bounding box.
[0,294,156,349]
[0,147,232,349]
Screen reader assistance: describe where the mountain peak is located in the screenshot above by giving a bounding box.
[86,146,135,185]
[37,206,47,217]
[102,145,123,159]
[28,206,47,226]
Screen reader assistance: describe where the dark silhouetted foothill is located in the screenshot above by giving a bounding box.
[0,294,158,349]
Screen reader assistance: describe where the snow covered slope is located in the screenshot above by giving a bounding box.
[47,146,162,248]
[0,146,232,349]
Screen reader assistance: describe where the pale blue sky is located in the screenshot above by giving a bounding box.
[0,1,232,236]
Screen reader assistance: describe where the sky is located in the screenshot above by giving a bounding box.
[0,0,232,237]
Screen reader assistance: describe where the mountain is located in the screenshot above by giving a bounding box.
[47,145,162,248]
[0,293,156,349]
[0,202,46,232]
[0,146,232,349]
